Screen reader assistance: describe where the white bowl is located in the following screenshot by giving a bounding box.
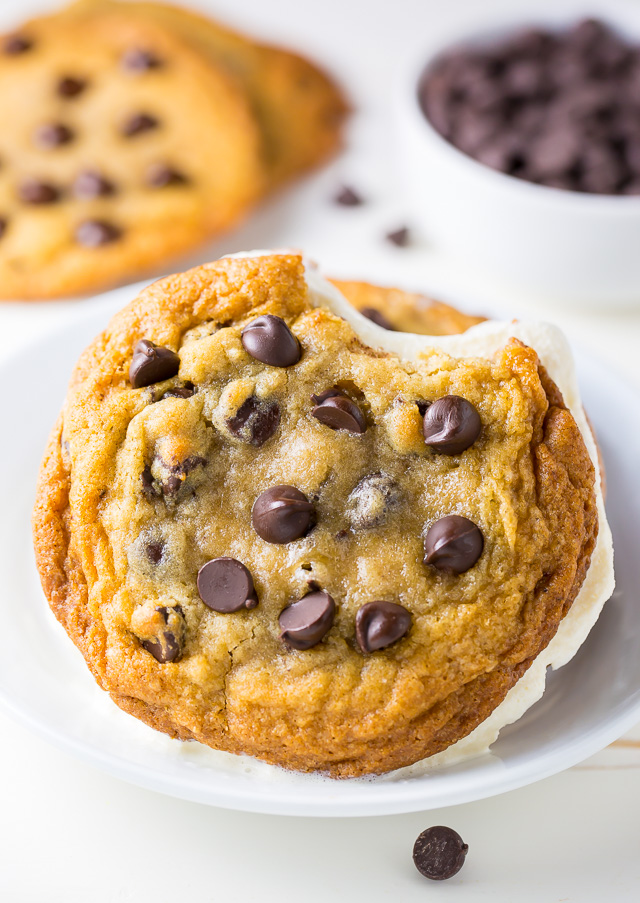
[398,2,640,308]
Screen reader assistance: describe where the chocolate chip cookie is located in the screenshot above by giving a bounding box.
[331,279,486,335]
[73,0,349,189]
[33,253,598,777]
[0,5,264,299]
[0,1,348,300]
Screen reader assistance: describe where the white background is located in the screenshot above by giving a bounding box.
[1,0,640,900]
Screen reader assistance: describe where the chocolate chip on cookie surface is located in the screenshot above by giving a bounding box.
[252,485,316,544]
[3,34,34,55]
[18,178,61,205]
[129,339,180,388]
[33,253,599,777]
[197,558,259,612]
[424,515,484,573]
[311,386,367,433]
[72,169,116,199]
[355,600,412,653]
[56,75,88,98]
[241,315,301,367]
[74,219,122,248]
[422,395,482,454]
[279,591,335,650]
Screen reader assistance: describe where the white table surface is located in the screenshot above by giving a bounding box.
[1,0,640,900]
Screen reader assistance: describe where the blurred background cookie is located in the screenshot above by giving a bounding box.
[332,279,486,334]
[73,0,349,188]
[0,1,348,299]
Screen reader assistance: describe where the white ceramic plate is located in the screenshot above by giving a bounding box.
[1,282,639,817]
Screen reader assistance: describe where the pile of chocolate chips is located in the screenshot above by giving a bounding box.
[419,18,640,194]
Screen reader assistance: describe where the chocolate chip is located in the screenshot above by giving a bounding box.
[121,112,160,137]
[34,123,75,149]
[142,605,184,663]
[279,591,335,650]
[347,472,401,530]
[252,485,315,544]
[413,826,468,881]
[141,465,159,500]
[129,339,180,388]
[355,601,412,653]
[424,515,484,573]
[311,387,366,433]
[18,179,60,205]
[568,18,611,53]
[310,387,343,405]
[180,455,207,472]
[57,76,87,98]
[163,383,195,399]
[0,218,7,239]
[422,395,481,454]
[241,315,301,367]
[360,307,395,330]
[504,59,547,100]
[581,143,624,194]
[386,227,410,247]
[226,396,280,446]
[161,455,206,498]
[197,558,258,612]
[121,48,163,72]
[146,541,164,564]
[334,185,363,206]
[146,163,188,187]
[505,27,557,60]
[163,474,182,496]
[530,128,581,178]
[75,219,122,247]
[3,35,32,55]
[73,170,116,199]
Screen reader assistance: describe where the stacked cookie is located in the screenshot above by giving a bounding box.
[331,279,486,335]
[0,1,347,299]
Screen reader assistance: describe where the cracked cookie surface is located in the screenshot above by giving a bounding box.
[33,253,598,777]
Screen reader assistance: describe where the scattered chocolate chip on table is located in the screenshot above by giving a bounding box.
[334,185,364,206]
[413,826,469,880]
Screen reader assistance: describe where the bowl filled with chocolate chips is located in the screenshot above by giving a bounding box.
[400,5,640,306]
